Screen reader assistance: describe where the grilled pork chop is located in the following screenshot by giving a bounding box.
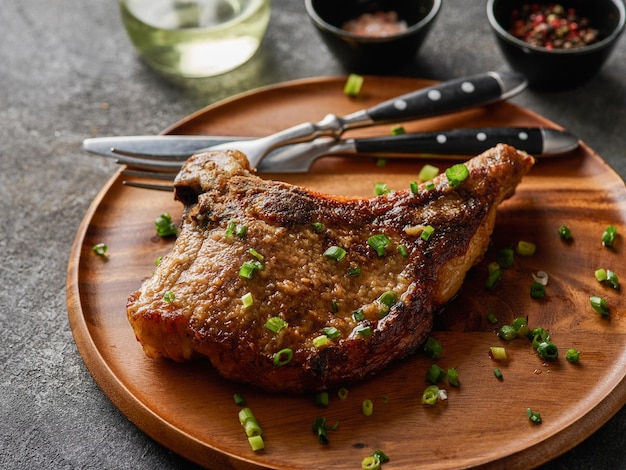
[127,144,534,393]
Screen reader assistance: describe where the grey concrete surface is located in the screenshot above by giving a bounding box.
[1,0,625,468]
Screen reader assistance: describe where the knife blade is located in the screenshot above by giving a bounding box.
[83,71,528,166]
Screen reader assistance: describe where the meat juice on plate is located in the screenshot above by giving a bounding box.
[120,0,270,77]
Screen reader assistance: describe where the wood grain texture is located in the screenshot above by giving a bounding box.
[67,77,626,469]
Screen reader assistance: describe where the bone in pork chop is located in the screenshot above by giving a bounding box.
[126,144,534,393]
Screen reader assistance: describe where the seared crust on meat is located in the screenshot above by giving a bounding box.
[126,145,534,393]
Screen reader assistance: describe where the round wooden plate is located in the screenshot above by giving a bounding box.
[67,77,626,469]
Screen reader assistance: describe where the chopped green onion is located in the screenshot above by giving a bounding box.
[490,346,507,360]
[224,221,236,237]
[426,364,445,384]
[233,393,246,406]
[512,317,530,337]
[530,328,550,348]
[494,368,503,380]
[423,336,442,359]
[338,387,349,400]
[391,125,406,135]
[498,325,517,341]
[163,291,175,303]
[418,164,440,182]
[410,181,419,194]
[487,312,498,324]
[536,341,558,360]
[324,245,347,261]
[315,391,329,407]
[313,335,329,348]
[239,260,264,279]
[235,224,247,238]
[558,225,573,241]
[532,271,549,286]
[238,407,262,437]
[347,265,362,276]
[378,291,397,308]
[248,248,264,261]
[375,158,387,168]
[155,256,162,266]
[372,450,390,463]
[530,282,546,299]
[155,213,178,237]
[590,295,609,316]
[447,368,460,387]
[596,268,620,290]
[526,407,542,424]
[248,435,264,451]
[566,348,580,363]
[445,163,469,188]
[352,309,365,321]
[355,325,372,338]
[361,455,380,470]
[421,385,440,405]
[425,181,436,191]
[265,317,287,334]
[344,73,364,96]
[362,399,374,416]
[312,221,325,232]
[367,234,390,256]
[322,326,340,339]
[485,266,502,290]
[602,225,618,247]
[374,182,391,196]
[241,292,253,308]
[397,244,409,257]
[272,348,293,366]
[497,247,515,268]
[92,243,108,256]
[516,240,536,256]
[312,417,337,445]
[420,225,435,241]
[331,299,339,313]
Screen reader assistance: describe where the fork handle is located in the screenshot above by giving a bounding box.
[356,72,527,126]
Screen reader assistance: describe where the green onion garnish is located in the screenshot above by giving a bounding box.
[494,368,503,380]
[526,407,542,424]
[426,364,445,384]
[352,309,365,321]
[425,181,436,191]
[347,265,362,276]
[490,346,507,360]
[272,348,293,366]
[423,336,442,359]
[486,312,498,324]
[565,348,580,363]
[536,341,558,360]
[338,387,349,400]
[344,73,364,96]
[558,225,573,241]
[362,399,374,416]
[530,327,550,348]
[498,325,517,341]
[355,325,372,338]
[224,221,236,237]
[155,256,162,266]
[375,158,387,168]
[248,248,264,261]
[420,225,435,241]
[445,163,469,188]
[163,291,175,303]
[447,368,460,387]
[331,299,339,313]
[241,292,253,308]
[235,224,247,238]
[312,221,325,232]
[248,435,264,452]
[602,225,618,247]
[512,317,530,337]
[378,291,397,308]
[391,125,406,135]
[322,326,340,339]
[590,295,609,316]
[367,234,390,256]
[361,455,380,470]
[421,385,440,405]
[530,282,546,299]
[596,268,620,289]
[312,416,338,445]
[92,243,107,256]
[315,391,329,407]
[233,393,246,406]
[485,266,502,290]
[312,335,329,348]
[238,407,262,437]
[374,182,391,195]
[516,240,536,256]
[410,181,419,194]
[418,164,439,182]
[265,317,287,333]
[397,244,409,257]
[155,213,178,237]
[239,260,264,279]
[323,245,347,261]
[497,247,515,268]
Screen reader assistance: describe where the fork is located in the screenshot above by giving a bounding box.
[117,126,578,190]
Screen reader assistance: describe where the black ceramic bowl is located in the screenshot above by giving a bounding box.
[305,0,442,73]
[487,0,625,90]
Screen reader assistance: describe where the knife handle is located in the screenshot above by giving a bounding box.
[353,127,546,155]
[362,72,525,124]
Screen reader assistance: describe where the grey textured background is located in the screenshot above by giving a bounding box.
[1,1,625,468]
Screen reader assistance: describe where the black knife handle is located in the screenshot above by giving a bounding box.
[354,127,545,155]
[365,72,518,124]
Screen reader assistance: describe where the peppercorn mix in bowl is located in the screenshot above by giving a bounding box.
[487,0,625,89]
[305,0,442,73]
